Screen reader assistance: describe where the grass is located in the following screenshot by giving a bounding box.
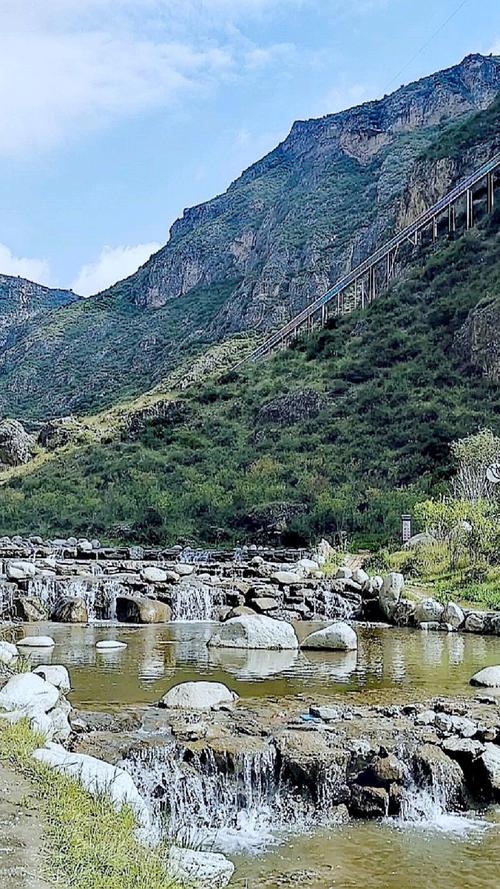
[0,720,178,889]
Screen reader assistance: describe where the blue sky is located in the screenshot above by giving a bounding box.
[0,0,499,295]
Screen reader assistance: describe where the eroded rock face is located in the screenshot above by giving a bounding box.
[455,295,500,381]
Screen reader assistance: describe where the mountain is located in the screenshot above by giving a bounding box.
[0,53,499,420]
[0,274,77,353]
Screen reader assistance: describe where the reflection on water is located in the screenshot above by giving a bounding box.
[231,811,500,889]
[17,621,500,711]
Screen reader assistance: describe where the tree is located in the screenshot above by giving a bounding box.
[451,429,500,502]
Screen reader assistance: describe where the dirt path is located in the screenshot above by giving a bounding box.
[0,762,52,889]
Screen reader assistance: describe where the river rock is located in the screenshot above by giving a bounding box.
[464,612,487,633]
[0,640,18,664]
[352,568,369,586]
[17,635,55,648]
[481,743,500,796]
[0,672,59,713]
[301,621,358,651]
[335,566,352,580]
[6,560,36,580]
[33,742,150,826]
[115,594,171,624]
[442,737,484,764]
[14,595,48,622]
[470,666,500,688]
[442,601,465,629]
[167,846,234,889]
[297,558,321,576]
[52,596,88,623]
[414,597,444,624]
[96,640,127,650]
[160,681,238,710]
[176,564,194,576]
[33,665,71,692]
[379,573,404,618]
[142,566,168,583]
[252,596,279,613]
[271,571,303,586]
[413,743,466,808]
[208,614,299,650]
[350,784,389,817]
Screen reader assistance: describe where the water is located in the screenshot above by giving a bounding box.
[171,583,224,621]
[26,576,123,621]
[17,621,500,886]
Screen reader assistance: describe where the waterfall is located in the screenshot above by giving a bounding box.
[0,580,14,620]
[179,548,214,564]
[26,576,122,621]
[27,576,58,610]
[171,583,224,622]
[121,742,348,853]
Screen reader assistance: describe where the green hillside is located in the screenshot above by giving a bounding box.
[1,212,498,548]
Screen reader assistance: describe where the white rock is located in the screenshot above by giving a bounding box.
[6,560,36,580]
[442,601,465,629]
[481,743,500,793]
[47,698,72,742]
[160,681,238,710]
[380,573,404,618]
[0,641,18,665]
[17,635,55,648]
[301,621,358,651]
[176,564,194,576]
[165,570,180,582]
[370,575,384,591]
[33,743,149,826]
[33,664,71,692]
[314,538,335,565]
[167,846,234,889]
[352,568,369,586]
[0,672,59,714]
[96,640,127,650]
[297,558,320,576]
[414,598,445,624]
[271,571,303,586]
[208,614,299,650]
[142,566,168,583]
[77,539,93,552]
[470,665,500,688]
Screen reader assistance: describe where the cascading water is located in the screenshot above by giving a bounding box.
[121,742,348,853]
[171,583,224,621]
[26,576,122,621]
[0,580,14,620]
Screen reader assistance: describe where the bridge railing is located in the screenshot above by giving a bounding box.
[235,151,500,367]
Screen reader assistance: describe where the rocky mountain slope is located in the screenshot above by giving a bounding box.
[0,275,76,354]
[0,53,499,420]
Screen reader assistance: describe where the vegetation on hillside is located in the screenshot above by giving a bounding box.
[0,213,498,548]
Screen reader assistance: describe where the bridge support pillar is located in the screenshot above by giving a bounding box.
[466,188,473,229]
[487,172,495,213]
[448,204,456,235]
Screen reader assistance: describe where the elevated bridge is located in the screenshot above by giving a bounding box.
[234,152,500,368]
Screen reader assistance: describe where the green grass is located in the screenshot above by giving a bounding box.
[0,720,178,889]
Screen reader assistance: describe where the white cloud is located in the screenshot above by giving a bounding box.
[71,242,161,296]
[0,243,52,286]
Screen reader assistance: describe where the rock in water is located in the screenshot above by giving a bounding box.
[470,666,500,687]
[15,596,48,622]
[481,743,500,796]
[167,846,234,889]
[301,621,358,651]
[0,641,18,664]
[379,573,404,619]
[95,640,127,650]
[52,597,88,623]
[159,681,238,710]
[414,598,445,624]
[17,635,55,648]
[115,595,171,624]
[207,614,299,650]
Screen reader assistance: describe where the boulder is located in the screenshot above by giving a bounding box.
[464,612,487,633]
[350,784,389,817]
[0,419,35,467]
[52,597,88,623]
[160,681,238,710]
[17,635,55,648]
[116,595,171,624]
[208,614,298,650]
[176,564,194,577]
[481,743,500,796]
[470,666,500,688]
[413,744,466,808]
[335,567,353,580]
[142,566,168,583]
[442,737,484,764]
[0,640,18,665]
[15,596,48,622]
[33,742,149,826]
[301,621,358,651]
[442,601,465,629]
[33,665,71,692]
[352,568,369,586]
[414,598,445,624]
[379,573,404,619]
[95,640,127,650]
[223,605,256,621]
[252,597,279,614]
[297,558,321,576]
[6,560,36,581]
[0,672,59,713]
[77,539,93,553]
[167,846,234,889]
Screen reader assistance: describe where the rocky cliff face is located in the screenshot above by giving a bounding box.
[0,275,77,352]
[0,54,498,420]
[455,296,500,381]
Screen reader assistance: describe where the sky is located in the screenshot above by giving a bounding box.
[0,0,499,296]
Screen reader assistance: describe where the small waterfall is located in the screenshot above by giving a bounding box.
[0,580,14,619]
[179,548,214,565]
[121,742,348,853]
[27,576,58,610]
[171,583,224,622]
[26,576,121,621]
[310,589,354,621]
